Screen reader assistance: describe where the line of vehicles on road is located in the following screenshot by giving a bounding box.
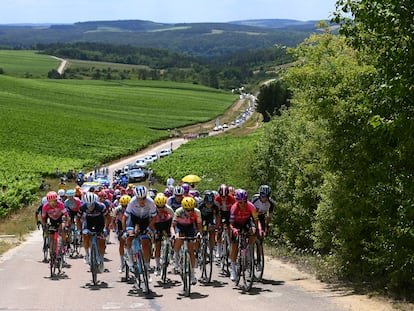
[112,149,172,185]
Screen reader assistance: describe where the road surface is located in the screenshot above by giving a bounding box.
[0,230,392,311]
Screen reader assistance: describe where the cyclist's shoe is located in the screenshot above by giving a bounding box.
[230,267,237,281]
[191,272,197,285]
[154,267,161,276]
[83,254,89,265]
[216,245,222,258]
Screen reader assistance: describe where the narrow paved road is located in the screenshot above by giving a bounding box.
[0,230,389,311]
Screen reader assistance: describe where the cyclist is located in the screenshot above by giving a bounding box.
[151,193,174,276]
[77,192,110,272]
[41,191,70,259]
[64,189,82,251]
[251,185,275,237]
[113,195,131,272]
[64,189,81,224]
[170,196,202,285]
[122,185,157,275]
[198,191,221,254]
[181,183,193,197]
[214,184,235,259]
[98,190,114,244]
[229,189,261,281]
[166,185,185,211]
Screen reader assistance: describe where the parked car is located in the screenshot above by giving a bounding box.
[128,168,147,182]
[159,149,172,158]
[144,155,155,164]
[135,158,147,167]
[148,152,158,162]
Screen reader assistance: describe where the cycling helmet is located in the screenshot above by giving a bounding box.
[203,190,215,204]
[66,189,75,197]
[235,189,248,201]
[46,191,58,201]
[228,186,235,195]
[119,195,131,206]
[82,192,98,205]
[173,185,185,196]
[218,184,229,196]
[154,193,167,208]
[164,187,172,197]
[259,185,272,197]
[182,183,190,194]
[57,189,66,197]
[134,185,147,199]
[181,197,196,210]
[98,190,107,199]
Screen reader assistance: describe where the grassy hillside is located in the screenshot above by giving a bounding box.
[0,60,236,215]
[0,50,59,77]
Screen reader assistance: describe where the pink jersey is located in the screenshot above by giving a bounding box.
[229,201,258,225]
[42,201,68,220]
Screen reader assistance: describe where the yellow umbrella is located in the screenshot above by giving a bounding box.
[182,174,202,183]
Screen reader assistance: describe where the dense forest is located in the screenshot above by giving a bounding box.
[39,42,292,89]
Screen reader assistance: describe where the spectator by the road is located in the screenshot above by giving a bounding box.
[167,176,174,187]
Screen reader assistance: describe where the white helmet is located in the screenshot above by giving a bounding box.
[82,192,98,205]
[134,185,147,199]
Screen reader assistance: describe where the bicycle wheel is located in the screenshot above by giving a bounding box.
[90,245,98,285]
[49,240,55,277]
[201,238,213,283]
[220,233,230,276]
[161,240,170,284]
[253,238,264,281]
[138,250,149,293]
[182,250,191,297]
[43,233,49,262]
[243,245,254,292]
[124,253,130,281]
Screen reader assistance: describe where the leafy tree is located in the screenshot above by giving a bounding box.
[256,80,290,122]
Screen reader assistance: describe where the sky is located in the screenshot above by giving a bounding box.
[1,0,338,25]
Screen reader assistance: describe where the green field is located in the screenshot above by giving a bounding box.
[0,50,59,77]
[0,51,236,213]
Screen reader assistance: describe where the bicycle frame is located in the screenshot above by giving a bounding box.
[220,224,231,276]
[199,228,213,283]
[129,232,150,293]
[235,229,254,292]
[49,227,63,277]
[89,231,101,286]
[176,236,195,297]
[160,234,172,284]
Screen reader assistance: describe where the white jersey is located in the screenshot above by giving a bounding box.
[125,196,157,219]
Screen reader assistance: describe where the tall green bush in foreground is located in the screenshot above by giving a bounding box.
[253,1,414,295]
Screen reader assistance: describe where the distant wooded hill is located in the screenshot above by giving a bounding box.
[0,19,328,58]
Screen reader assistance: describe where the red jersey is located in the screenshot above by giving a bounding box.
[214,194,236,212]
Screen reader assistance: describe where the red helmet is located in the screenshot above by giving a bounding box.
[46,191,58,201]
[218,184,229,196]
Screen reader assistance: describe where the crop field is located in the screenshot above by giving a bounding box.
[151,131,260,194]
[0,50,59,77]
[0,54,235,213]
